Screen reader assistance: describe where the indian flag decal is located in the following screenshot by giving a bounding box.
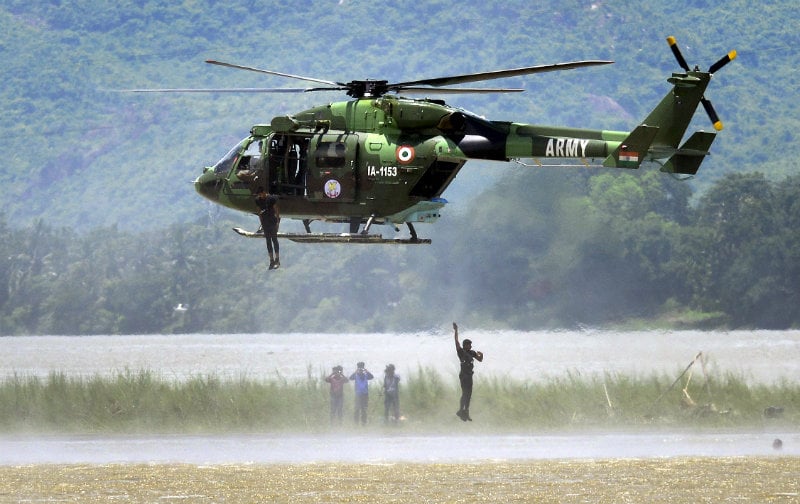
[619,151,639,166]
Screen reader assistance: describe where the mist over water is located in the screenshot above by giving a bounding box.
[2,330,798,383]
[1,330,797,464]
[1,432,798,464]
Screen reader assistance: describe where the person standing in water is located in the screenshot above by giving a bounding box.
[324,365,349,424]
[382,364,401,423]
[349,361,374,425]
[453,322,483,421]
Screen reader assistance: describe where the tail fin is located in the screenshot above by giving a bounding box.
[641,71,712,151]
[638,37,736,171]
[602,125,659,169]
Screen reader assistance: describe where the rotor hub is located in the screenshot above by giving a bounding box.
[346,80,389,98]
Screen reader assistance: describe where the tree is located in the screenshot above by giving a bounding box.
[692,173,790,326]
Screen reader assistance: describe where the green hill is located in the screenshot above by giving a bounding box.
[2,1,800,334]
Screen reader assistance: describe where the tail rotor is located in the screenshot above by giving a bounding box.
[708,50,738,74]
[667,36,691,72]
[666,36,737,131]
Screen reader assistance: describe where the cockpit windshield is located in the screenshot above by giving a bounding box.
[212,137,248,175]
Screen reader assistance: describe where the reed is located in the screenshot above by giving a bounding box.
[0,368,795,433]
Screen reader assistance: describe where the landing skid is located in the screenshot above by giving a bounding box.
[232,227,431,245]
[285,233,430,244]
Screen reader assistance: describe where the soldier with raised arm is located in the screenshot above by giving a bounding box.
[453,322,483,421]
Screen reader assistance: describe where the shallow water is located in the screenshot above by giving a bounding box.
[1,330,798,383]
[1,330,797,466]
[0,431,797,465]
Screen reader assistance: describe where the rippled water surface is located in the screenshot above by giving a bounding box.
[1,331,797,473]
[1,431,797,464]
[1,330,798,382]
[3,457,797,504]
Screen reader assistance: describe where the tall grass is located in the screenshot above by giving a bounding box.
[0,368,796,433]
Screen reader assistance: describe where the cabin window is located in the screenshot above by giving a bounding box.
[314,142,346,169]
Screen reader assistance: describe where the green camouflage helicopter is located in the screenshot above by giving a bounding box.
[178,37,735,244]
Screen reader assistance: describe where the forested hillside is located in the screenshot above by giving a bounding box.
[2,0,797,230]
[3,171,800,334]
[1,1,798,334]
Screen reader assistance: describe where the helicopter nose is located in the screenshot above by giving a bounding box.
[194,168,221,202]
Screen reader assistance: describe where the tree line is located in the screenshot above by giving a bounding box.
[1,169,798,335]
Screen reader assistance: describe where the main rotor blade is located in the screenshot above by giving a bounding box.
[118,87,319,93]
[395,87,524,95]
[205,60,344,87]
[388,60,613,89]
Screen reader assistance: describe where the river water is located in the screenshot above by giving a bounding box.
[1,330,797,382]
[1,330,797,464]
[1,431,797,464]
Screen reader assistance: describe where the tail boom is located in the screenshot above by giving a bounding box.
[460,37,733,175]
[500,69,717,172]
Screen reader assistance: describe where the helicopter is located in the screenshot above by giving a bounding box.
[144,36,736,245]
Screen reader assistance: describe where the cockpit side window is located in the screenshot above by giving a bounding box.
[244,139,262,157]
[241,138,263,171]
[212,138,248,175]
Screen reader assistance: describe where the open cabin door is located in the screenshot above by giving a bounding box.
[266,133,311,197]
[307,133,359,202]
